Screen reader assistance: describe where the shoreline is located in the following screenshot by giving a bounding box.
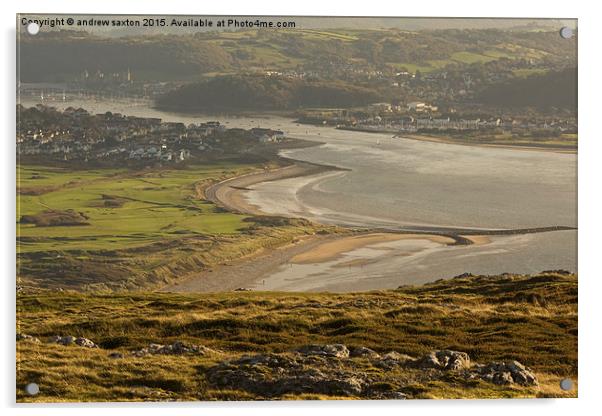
[204,160,345,216]
[189,152,575,293]
[161,231,489,293]
[399,133,577,154]
[330,125,576,154]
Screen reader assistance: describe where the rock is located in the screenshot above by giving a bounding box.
[374,351,415,369]
[57,335,76,345]
[207,353,365,398]
[75,337,98,348]
[381,351,414,362]
[297,344,349,358]
[349,346,380,359]
[383,391,407,400]
[473,360,538,386]
[108,352,124,359]
[16,333,40,343]
[414,350,471,371]
[47,335,97,348]
[131,341,211,357]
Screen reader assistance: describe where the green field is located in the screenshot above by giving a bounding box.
[394,48,528,74]
[17,164,258,253]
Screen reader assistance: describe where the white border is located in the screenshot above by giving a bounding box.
[3,1,600,415]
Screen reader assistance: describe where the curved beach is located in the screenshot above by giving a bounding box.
[205,161,337,216]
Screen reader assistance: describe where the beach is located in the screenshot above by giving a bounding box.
[204,161,338,216]
[162,231,477,292]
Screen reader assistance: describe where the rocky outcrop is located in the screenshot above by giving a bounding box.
[47,335,98,348]
[207,352,368,398]
[413,350,471,371]
[18,333,97,348]
[207,345,538,399]
[375,351,415,369]
[131,341,213,357]
[470,360,538,386]
[16,333,40,343]
[297,344,350,358]
[349,346,380,359]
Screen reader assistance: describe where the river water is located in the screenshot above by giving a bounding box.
[20,97,577,290]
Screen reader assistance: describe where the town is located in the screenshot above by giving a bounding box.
[296,100,577,147]
[17,104,286,166]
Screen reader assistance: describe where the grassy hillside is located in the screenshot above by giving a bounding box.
[19,29,576,82]
[17,163,333,291]
[16,271,577,401]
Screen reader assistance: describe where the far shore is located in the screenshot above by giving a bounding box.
[399,133,577,154]
[327,125,577,154]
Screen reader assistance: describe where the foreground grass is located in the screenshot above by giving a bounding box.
[16,271,577,401]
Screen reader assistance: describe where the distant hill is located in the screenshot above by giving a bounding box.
[155,74,383,111]
[18,31,233,82]
[478,68,577,110]
[18,28,576,82]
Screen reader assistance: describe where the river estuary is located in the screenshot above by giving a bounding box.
[20,96,577,290]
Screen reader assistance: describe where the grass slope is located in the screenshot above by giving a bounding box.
[16,271,577,401]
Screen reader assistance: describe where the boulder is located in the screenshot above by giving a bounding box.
[16,333,40,343]
[131,341,212,357]
[349,346,380,359]
[56,335,76,345]
[413,350,471,371]
[75,337,98,348]
[47,335,97,348]
[297,344,350,358]
[472,360,538,386]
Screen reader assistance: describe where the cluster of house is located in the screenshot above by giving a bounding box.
[368,101,440,114]
[126,146,191,162]
[354,116,577,133]
[263,59,388,83]
[250,127,285,143]
[17,105,287,163]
